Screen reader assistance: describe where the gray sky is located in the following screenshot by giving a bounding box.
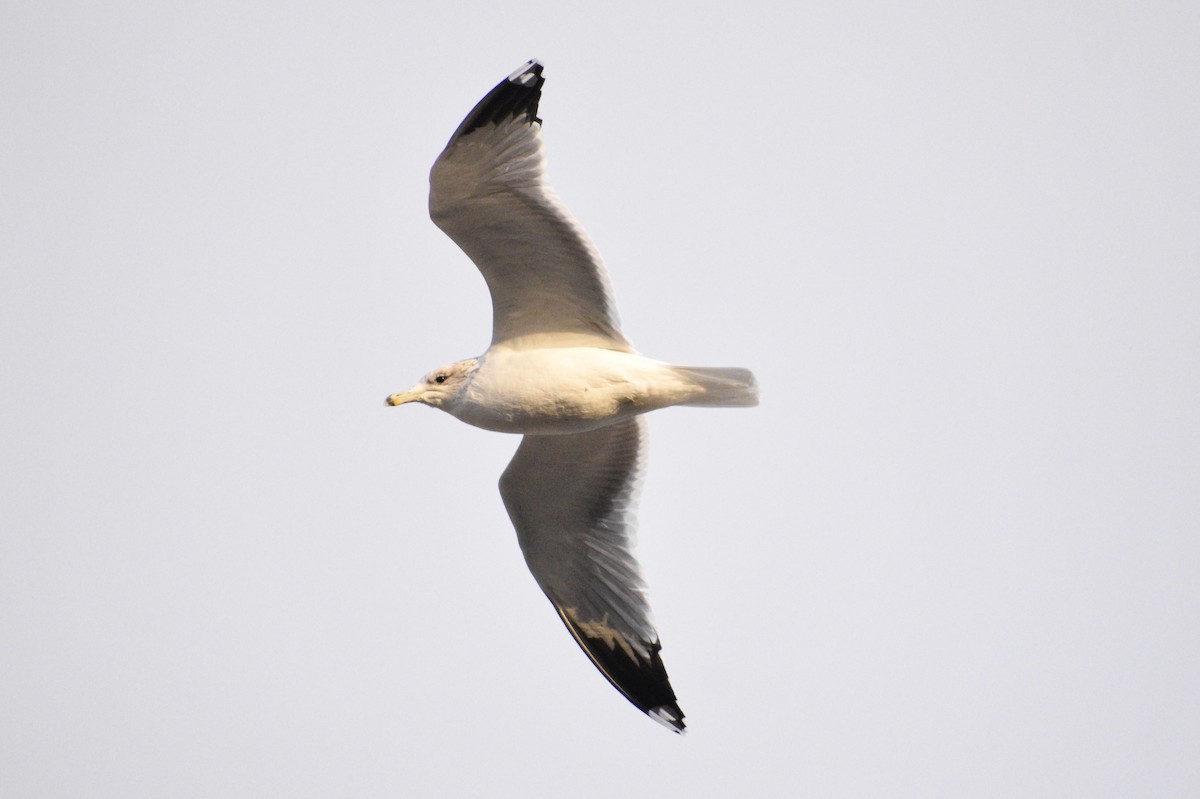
[2,1,1198,796]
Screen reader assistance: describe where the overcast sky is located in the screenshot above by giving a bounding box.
[2,1,1198,796]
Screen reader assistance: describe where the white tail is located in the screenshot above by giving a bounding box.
[673,366,759,408]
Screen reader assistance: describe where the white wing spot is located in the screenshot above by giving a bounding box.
[649,705,685,733]
[507,60,540,85]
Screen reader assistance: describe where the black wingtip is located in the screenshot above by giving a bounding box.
[446,59,545,145]
[554,606,687,733]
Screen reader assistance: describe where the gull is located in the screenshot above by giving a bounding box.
[386,60,758,733]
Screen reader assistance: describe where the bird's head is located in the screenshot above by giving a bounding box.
[385,358,478,409]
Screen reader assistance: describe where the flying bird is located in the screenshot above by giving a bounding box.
[387,60,758,733]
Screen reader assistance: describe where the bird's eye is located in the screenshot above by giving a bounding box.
[434,375,446,384]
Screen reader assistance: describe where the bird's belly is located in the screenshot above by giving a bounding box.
[456,393,625,434]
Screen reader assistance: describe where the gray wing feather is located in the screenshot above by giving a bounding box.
[429,64,631,350]
[498,418,685,731]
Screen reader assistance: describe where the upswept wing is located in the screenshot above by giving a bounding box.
[429,60,631,350]
[498,418,685,732]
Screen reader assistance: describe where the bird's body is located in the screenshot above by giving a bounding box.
[387,60,757,733]
[400,346,752,435]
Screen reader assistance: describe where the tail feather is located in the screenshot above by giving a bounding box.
[673,366,759,408]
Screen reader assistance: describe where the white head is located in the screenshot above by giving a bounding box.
[385,358,478,410]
